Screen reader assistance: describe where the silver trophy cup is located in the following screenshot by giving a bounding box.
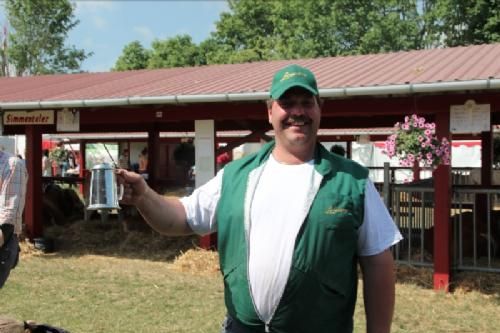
[87,163,124,211]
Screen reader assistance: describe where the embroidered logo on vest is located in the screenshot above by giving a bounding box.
[324,207,350,215]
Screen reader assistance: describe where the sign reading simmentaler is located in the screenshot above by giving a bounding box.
[3,110,55,125]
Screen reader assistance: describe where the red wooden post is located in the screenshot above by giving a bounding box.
[24,125,43,239]
[480,131,493,185]
[79,141,86,195]
[433,112,452,291]
[412,164,421,182]
[199,233,217,250]
[147,128,159,191]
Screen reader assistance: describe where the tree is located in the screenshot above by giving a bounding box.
[5,0,90,76]
[331,0,422,54]
[424,0,500,47]
[113,41,150,71]
[114,35,205,70]
[1,24,8,76]
[203,0,423,64]
[147,35,204,68]
[112,0,500,70]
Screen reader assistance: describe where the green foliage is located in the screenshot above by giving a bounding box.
[113,41,150,71]
[204,0,424,63]
[112,0,500,69]
[148,35,204,69]
[422,0,500,47]
[5,0,90,75]
[49,146,68,164]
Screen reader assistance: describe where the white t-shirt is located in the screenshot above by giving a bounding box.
[180,155,402,322]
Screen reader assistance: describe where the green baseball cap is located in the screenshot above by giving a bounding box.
[270,64,319,99]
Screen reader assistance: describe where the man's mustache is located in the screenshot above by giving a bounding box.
[283,115,311,126]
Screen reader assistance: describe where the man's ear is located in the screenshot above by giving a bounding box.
[317,97,324,108]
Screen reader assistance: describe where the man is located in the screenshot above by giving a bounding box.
[118,149,131,170]
[117,64,402,333]
[0,150,28,288]
[49,141,68,177]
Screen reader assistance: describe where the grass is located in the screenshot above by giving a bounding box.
[1,218,500,332]
[1,254,225,332]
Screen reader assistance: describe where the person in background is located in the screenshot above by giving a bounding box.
[138,147,148,174]
[117,64,401,333]
[49,141,69,177]
[42,149,52,176]
[67,151,76,170]
[0,150,28,288]
[118,149,131,170]
[216,152,231,171]
[330,144,346,157]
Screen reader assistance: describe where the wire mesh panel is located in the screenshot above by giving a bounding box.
[391,185,434,267]
[452,187,500,273]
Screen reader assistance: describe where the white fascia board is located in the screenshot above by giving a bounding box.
[81,98,130,107]
[227,92,269,101]
[39,100,86,108]
[345,84,411,96]
[176,94,228,103]
[127,96,177,105]
[0,101,42,109]
[411,80,489,93]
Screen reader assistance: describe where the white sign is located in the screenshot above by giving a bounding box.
[3,110,55,125]
[450,100,490,134]
[57,109,80,132]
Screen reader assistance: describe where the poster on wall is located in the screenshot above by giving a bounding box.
[450,100,490,134]
[57,109,80,132]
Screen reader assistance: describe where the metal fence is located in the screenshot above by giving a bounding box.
[372,165,500,273]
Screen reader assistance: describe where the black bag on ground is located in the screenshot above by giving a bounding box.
[25,322,70,333]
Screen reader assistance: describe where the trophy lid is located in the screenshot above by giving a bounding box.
[92,162,114,170]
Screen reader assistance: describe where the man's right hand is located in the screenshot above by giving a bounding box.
[116,169,150,206]
[115,169,192,236]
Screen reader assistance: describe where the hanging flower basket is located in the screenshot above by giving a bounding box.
[384,114,451,168]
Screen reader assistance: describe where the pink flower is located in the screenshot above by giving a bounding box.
[387,115,450,168]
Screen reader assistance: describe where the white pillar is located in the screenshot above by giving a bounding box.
[194,120,215,188]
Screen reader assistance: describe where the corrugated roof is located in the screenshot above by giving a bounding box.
[1,43,500,105]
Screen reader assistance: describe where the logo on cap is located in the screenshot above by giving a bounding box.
[280,71,308,82]
[270,64,319,100]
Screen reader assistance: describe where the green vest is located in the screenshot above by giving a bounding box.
[216,141,368,333]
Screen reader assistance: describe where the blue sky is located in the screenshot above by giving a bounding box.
[0,0,229,72]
